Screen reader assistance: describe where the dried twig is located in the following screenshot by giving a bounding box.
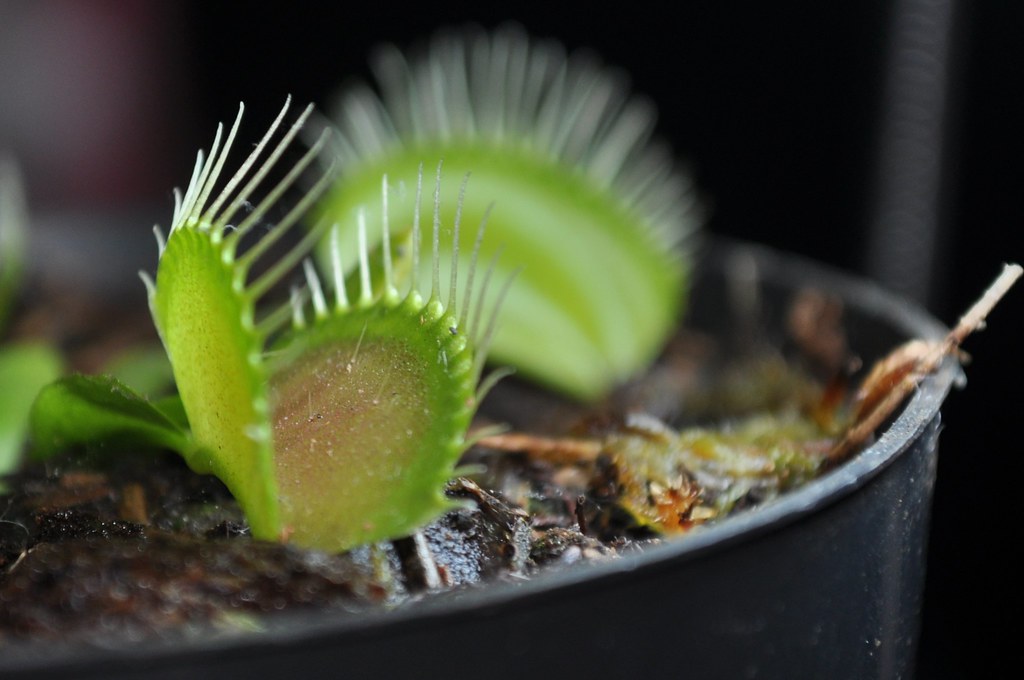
[829,263,1022,461]
[473,431,602,464]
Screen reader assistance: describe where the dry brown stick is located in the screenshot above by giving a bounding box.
[829,263,1021,461]
[473,431,603,463]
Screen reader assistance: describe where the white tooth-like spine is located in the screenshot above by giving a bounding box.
[303,160,504,377]
[330,25,699,256]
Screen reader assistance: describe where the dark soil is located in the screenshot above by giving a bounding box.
[0,428,636,643]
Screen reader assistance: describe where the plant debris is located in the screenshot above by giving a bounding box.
[830,262,1022,460]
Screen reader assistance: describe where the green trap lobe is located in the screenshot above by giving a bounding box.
[269,303,474,551]
[153,228,280,538]
[320,144,685,400]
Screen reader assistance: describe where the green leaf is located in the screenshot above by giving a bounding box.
[0,343,63,474]
[28,374,194,461]
[152,394,189,430]
[102,344,176,398]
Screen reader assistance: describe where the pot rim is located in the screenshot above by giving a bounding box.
[1,240,960,674]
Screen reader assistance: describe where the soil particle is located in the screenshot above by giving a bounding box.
[529,527,615,566]
[419,479,533,587]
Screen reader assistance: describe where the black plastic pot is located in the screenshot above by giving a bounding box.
[1,240,958,679]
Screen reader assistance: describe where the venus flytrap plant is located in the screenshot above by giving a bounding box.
[318,26,702,401]
[29,101,507,552]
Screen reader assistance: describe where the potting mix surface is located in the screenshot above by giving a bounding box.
[1,302,854,643]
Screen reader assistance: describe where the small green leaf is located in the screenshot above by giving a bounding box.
[29,373,194,461]
[0,343,63,474]
[102,345,176,398]
[152,394,189,430]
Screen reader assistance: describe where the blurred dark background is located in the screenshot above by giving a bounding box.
[1,1,1020,676]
